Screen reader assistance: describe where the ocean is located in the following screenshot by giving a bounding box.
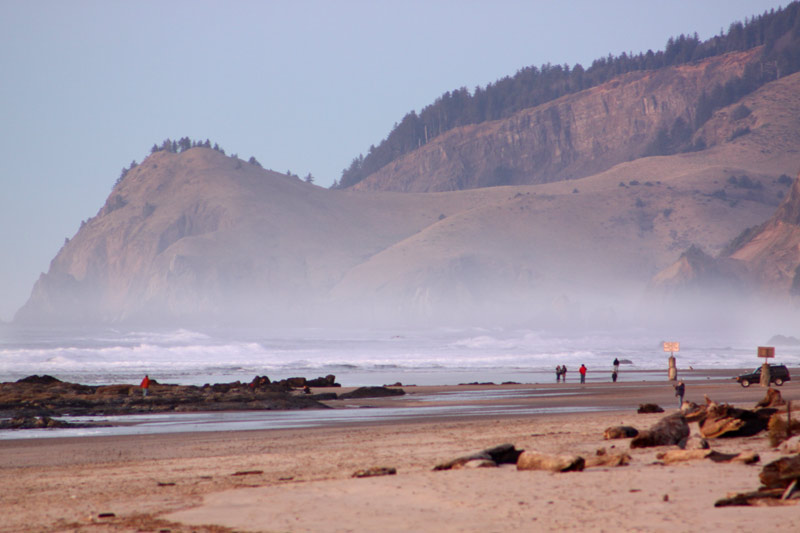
[2,324,798,439]
[1,323,796,387]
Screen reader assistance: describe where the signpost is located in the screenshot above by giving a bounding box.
[663,342,680,381]
[758,346,775,387]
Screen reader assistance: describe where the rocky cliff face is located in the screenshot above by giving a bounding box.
[16,69,800,327]
[353,50,759,193]
[651,172,800,299]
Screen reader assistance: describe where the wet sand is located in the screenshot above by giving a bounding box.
[1,377,798,532]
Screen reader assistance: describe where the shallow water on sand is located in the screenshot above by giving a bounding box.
[0,392,621,440]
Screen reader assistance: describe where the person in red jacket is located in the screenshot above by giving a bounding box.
[579,364,587,384]
[140,375,150,397]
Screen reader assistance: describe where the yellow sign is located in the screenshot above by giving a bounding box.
[757,346,775,358]
[663,342,680,352]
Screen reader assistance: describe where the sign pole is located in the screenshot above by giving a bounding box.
[757,346,775,387]
[663,342,680,381]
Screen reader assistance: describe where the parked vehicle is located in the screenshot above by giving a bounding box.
[735,364,791,387]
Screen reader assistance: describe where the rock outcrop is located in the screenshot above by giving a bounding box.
[651,171,800,299]
[0,375,328,418]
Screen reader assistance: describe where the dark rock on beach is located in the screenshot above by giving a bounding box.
[637,403,664,414]
[630,413,690,448]
[0,415,109,430]
[0,375,331,420]
[435,443,524,470]
[604,426,639,439]
[338,386,406,399]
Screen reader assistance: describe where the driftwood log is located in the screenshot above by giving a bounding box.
[584,451,631,468]
[760,455,800,490]
[603,426,638,439]
[698,397,776,438]
[433,443,523,470]
[516,451,585,472]
[755,388,786,409]
[352,467,397,478]
[630,413,689,448]
[716,455,800,506]
[656,449,759,465]
[637,403,664,414]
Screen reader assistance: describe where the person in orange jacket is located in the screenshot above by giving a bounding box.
[579,364,587,384]
[140,374,150,397]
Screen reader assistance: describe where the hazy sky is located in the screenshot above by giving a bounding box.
[0,0,787,321]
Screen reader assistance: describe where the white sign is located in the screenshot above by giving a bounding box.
[663,342,680,352]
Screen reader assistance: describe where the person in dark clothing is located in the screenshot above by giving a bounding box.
[613,358,620,373]
[674,381,685,408]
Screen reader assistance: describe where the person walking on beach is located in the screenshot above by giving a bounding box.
[140,374,150,398]
[562,366,567,382]
[674,380,685,408]
[555,365,561,382]
[579,364,587,384]
[613,357,619,374]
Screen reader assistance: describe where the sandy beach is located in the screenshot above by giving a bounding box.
[2,377,799,532]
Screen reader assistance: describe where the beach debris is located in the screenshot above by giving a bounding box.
[778,436,800,454]
[760,455,800,490]
[656,449,759,465]
[716,454,800,506]
[698,398,776,439]
[338,386,405,399]
[768,402,799,447]
[231,470,264,476]
[756,387,786,409]
[97,513,116,519]
[715,488,795,507]
[352,466,397,478]
[630,413,689,448]
[462,459,499,468]
[434,443,523,470]
[637,403,664,414]
[516,451,585,472]
[681,401,706,422]
[584,449,631,468]
[678,436,709,450]
[157,482,176,487]
[604,426,639,439]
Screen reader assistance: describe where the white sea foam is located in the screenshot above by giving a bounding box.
[0,325,798,386]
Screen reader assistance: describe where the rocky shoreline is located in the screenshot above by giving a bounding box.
[0,375,402,426]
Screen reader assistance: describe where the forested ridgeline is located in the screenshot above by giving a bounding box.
[334,3,800,190]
